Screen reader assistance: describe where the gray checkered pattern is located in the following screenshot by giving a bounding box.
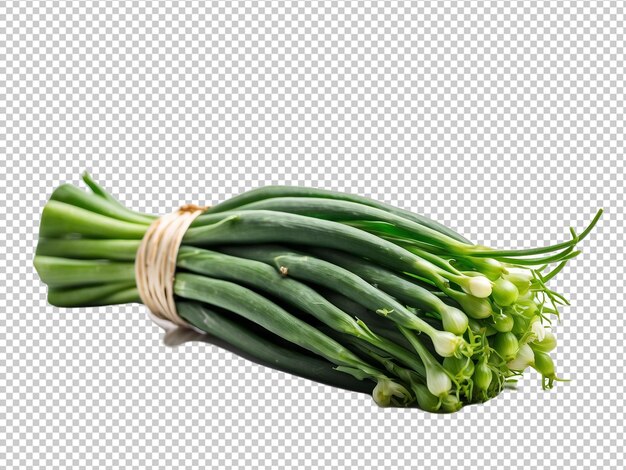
[2,1,624,469]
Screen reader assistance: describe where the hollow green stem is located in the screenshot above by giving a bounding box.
[398,326,454,398]
[174,273,412,405]
[36,238,140,261]
[34,256,136,288]
[177,301,374,394]
[177,246,425,375]
[219,245,471,358]
[184,210,476,294]
[204,185,472,244]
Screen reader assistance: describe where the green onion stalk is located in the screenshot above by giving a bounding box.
[34,173,601,412]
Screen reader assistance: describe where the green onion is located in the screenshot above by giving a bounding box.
[33,173,601,412]
[504,267,533,294]
[218,245,472,358]
[398,325,453,397]
[175,273,412,406]
[506,343,535,371]
[532,351,567,390]
[206,186,472,244]
[443,356,475,382]
[492,312,515,333]
[444,289,494,319]
[492,278,519,307]
[529,316,547,342]
[306,247,469,335]
[178,301,374,394]
[530,331,557,353]
[472,359,494,396]
[493,332,520,362]
[185,210,494,298]
[176,246,426,375]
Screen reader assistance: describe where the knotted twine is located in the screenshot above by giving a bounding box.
[135,204,208,330]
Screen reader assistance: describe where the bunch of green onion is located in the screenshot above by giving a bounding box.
[34,173,601,412]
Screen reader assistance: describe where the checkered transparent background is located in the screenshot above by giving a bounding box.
[2,1,624,469]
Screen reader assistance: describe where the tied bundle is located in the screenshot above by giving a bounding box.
[34,173,601,412]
